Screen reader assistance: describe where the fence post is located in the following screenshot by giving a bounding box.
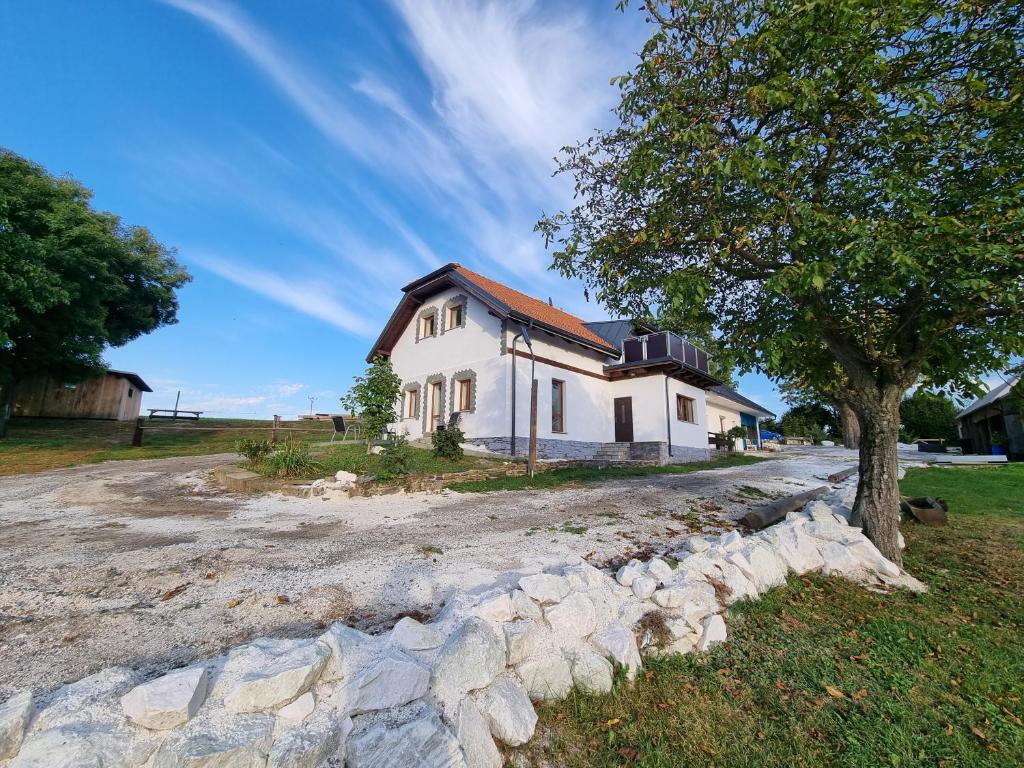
[132,417,144,447]
[273,415,281,444]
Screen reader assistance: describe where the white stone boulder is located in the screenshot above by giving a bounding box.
[0,689,32,760]
[515,655,573,701]
[121,667,207,730]
[719,530,744,550]
[645,558,674,584]
[762,524,824,574]
[562,562,607,591]
[224,639,330,713]
[804,520,863,544]
[631,576,657,600]
[543,592,597,638]
[805,500,837,523]
[347,709,466,768]
[390,617,445,651]
[710,561,757,604]
[453,697,501,768]
[591,623,642,680]
[278,691,315,722]
[335,470,358,485]
[268,711,352,768]
[11,724,153,768]
[615,564,643,588]
[651,587,686,609]
[518,573,571,604]
[510,589,543,621]
[820,541,861,576]
[432,618,507,695]
[684,536,711,553]
[729,543,788,593]
[503,620,544,666]
[847,540,901,578]
[476,675,537,746]
[351,647,430,714]
[319,623,374,682]
[473,592,515,623]
[30,666,140,734]
[696,614,728,652]
[569,648,614,694]
[151,713,274,768]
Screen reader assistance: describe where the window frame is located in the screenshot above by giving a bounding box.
[405,387,420,419]
[457,378,471,412]
[551,378,566,433]
[422,314,436,338]
[448,303,464,330]
[676,394,696,423]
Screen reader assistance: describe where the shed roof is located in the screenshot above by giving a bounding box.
[106,370,152,392]
[957,375,1019,420]
[708,384,775,418]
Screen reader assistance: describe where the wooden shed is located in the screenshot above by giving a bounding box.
[10,370,152,421]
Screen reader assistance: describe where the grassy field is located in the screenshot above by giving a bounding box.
[447,453,767,492]
[0,417,335,475]
[517,464,1024,767]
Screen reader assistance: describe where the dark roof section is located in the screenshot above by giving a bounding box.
[107,370,152,392]
[369,263,620,361]
[582,319,658,354]
[708,384,775,417]
[957,375,1019,419]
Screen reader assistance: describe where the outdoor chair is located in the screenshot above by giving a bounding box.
[330,416,351,443]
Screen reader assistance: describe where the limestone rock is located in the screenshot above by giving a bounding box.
[651,587,686,609]
[569,648,614,694]
[432,618,506,695]
[696,614,727,651]
[515,655,573,701]
[685,536,711,553]
[719,530,744,550]
[121,667,207,731]
[562,562,606,591]
[151,713,274,768]
[543,592,597,638]
[30,666,140,734]
[804,521,863,544]
[820,541,861,576]
[277,691,315,722]
[518,574,571,605]
[390,617,445,651]
[646,558,674,584]
[591,623,641,679]
[806,500,836,523]
[224,639,329,713]
[762,524,824,575]
[335,470,358,485]
[347,710,466,768]
[847,540,901,578]
[318,623,374,682]
[503,620,544,666]
[476,676,537,746]
[473,592,515,623]
[631,576,657,600]
[11,724,151,768]
[615,565,642,588]
[351,647,430,714]
[510,589,543,621]
[453,697,501,768]
[733,543,789,593]
[711,561,757,604]
[0,689,32,760]
[268,711,352,768]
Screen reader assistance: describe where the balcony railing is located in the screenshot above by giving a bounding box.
[621,331,710,374]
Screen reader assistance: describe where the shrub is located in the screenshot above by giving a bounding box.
[261,440,319,478]
[726,425,748,440]
[377,435,413,480]
[235,437,274,467]
[432,424,465,461]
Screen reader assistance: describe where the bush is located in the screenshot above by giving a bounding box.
[432,424,465,461]
[261,440,319,478]
[377,435,413,480]
[726,425,748,440]
[235,437,274,467]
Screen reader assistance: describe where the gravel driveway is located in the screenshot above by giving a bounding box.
[0,448,857,697]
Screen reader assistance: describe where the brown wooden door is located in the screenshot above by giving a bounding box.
[614,397,633,442]
[429,382,442,431]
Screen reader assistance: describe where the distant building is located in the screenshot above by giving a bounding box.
[10,370,152,421]
[706,384,776,448]
[956,375,1022,459]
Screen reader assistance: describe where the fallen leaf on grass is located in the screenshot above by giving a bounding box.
[852,688,869,701]
[945,723,954,736]
[825,685,846,699]
[616,747,641,761]
[971,726,988,741]
[158,583,189,601]
[599,718,621,729]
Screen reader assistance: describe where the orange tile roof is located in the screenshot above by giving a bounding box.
[454,264,617,353]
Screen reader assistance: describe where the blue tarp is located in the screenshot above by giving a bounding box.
[760,430,782,441]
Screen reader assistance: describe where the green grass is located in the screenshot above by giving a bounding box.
[278,441,504,482]
[518,464,1024,767]
[0,417,336,475]
[447,454,767,492]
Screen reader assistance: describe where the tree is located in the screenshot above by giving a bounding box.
[342,356,402,454]
[899,390,959,442]
[538,0,1024,565]
[0,150,189,434]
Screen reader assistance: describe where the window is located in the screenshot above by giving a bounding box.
[676,394,695,423]
[406,388,420,418]
[551,379,565,432]
[457,378,471,411]
[448,303,464,329]
[128,388,134,398]
[421,314,436,338]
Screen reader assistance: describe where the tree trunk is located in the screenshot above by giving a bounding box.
[840,401,860,449]
[850,389,903,567]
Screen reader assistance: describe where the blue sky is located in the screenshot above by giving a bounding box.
[2,0,787,419]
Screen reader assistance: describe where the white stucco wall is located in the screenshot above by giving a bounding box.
[610,375,708,449]
[707,399,745,435]
[388,288,507,441]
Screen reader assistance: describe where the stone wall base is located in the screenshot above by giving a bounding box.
[469,437,712,466]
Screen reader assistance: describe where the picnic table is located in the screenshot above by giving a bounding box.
[148,409,203,421]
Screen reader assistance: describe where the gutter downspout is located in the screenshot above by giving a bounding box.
[664,367,681,460]
[511,331,522,456]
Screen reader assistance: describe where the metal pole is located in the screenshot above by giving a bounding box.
[173,390,181,421]
[664,375,673,458]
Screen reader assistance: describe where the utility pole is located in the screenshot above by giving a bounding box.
[308,395,317,417]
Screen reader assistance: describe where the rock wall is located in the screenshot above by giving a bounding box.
[0,480,923,768]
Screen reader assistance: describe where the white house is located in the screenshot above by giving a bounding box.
[369,263,772,463]
[706,384,776,448]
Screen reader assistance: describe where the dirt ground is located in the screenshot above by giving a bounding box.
[0,448,859,698]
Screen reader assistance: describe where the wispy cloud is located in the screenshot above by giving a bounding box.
[192,251,375,336]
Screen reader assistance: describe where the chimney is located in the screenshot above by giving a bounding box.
[548,297,553,306]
